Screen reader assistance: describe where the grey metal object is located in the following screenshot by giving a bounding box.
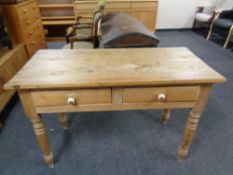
[100,13,160,48]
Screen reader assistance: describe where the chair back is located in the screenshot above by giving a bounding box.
[203,6,215,14]
[94,0,106,14]
[91,0,105,47]
[92,11,103,48]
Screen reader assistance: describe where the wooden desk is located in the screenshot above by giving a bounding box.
[4,48,226,168]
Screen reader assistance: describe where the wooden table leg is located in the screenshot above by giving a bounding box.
[19,90,54,168]
[161,109,171,125]
[58,113,68,129]
[178,84,212,161]
[30,115,54,168]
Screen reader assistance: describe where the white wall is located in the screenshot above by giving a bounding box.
[157,0,233,29]
[211,0,233,10]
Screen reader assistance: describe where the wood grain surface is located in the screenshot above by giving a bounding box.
[4,48,226,90]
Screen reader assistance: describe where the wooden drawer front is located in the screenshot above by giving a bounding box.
[75,3,97,11]
[106,2,130,9]
[123,86,200,103]
[17,3,33,29]
[25,36,37,57]
[30,3,40,21]
[131,1,158,9]
[31,89,112,107]
[24,27,34,39]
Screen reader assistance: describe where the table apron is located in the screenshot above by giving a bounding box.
[35,102,196,113]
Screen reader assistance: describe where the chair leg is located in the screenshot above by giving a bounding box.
[161,109,172,125]
[58,113,68,129]
[206,22,215,40]
[70,41,74,49]
[192,19,197,31]
[223,26,233,49]
[205,22,212,38]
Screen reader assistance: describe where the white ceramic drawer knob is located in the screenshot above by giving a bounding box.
[67,97,76,105]
[158,93,166,102]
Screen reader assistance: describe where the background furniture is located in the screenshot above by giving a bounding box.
[37,0,76,40]
[66,0,105,48]
[207,9,233,49]
[2,0,47,57]
[0,44,28,128]
[5,48,226,167]
[38,0,75,25]
[37,0,158,39]
[0,13,12,49]
[0,0,26,4]
[74,0,158,31]
[192,6,215,37]
[100,13,159,48]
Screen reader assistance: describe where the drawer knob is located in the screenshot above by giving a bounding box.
[158,93,166,102]
[67,97,76,105]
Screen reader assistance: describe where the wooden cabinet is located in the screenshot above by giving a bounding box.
[131,1,158,30]
[0,44,28,114]
[74,0,158,31]
[2,0,46,57]
[38,0,76,26]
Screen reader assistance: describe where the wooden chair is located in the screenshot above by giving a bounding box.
[65,0,105,49]
[207,9,233,49]
[192,6,216,37]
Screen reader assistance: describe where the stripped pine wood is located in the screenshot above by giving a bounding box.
[4,48,226,167]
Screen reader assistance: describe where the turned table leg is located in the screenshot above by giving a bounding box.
[161,109,171,125]
[58,113,68,129]
[178,84,212,161]
[30,115,54,168]
[19,90,54,168]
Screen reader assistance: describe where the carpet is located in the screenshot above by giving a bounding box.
[0,31,232,175]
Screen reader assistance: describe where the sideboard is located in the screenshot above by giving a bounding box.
[0,44,28,128]
[74,0,158,31]
[2,0,47,57]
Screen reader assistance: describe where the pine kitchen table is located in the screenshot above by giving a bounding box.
[4,48,226,168]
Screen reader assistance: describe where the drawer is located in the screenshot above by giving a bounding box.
[123,86,200,103]
[75,3,97,11]
[30,3,40,21]
[23,23,37,39]
[17,3,32,29]
[31,89,112,107]
[25,37,37,57]
[106,2,130,9]
[131,1,157,9]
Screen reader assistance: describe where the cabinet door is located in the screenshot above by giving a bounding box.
[75,2,96,17]
[131,1,157,31]
[105,1,131,14]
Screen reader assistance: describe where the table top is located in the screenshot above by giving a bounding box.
[4,48,226,90]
